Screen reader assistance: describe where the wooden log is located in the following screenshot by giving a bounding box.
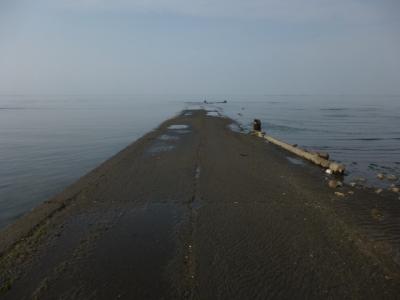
[255,131,345,174]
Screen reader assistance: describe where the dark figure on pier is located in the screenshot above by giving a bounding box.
[253,119,261,131]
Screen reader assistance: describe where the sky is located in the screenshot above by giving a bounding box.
[0,0,399,95]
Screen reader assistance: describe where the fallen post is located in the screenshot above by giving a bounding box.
[254,131,345,174]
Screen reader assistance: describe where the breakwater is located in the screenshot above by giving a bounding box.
[1,110,400,299]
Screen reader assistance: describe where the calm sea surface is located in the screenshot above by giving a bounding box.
[1,95,399,228]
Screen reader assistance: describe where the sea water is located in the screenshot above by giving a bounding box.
[0,95,184,228]
[1,94,399,228]
[206,94,400,188]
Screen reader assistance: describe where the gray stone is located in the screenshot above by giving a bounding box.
[328,180,342,188]
[377,173,385,180]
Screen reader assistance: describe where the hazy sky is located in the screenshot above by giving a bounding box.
[1,0,399,95]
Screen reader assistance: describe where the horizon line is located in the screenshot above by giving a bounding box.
[1,93,400,97]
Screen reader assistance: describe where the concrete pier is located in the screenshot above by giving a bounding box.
[1,110,400,299]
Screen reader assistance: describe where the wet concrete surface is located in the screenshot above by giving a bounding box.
[286,156,306,166]
[1,110,400,299]
[46,204,182,299]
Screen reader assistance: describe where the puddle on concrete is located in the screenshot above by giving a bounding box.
[191,196,203,210]
[206,111,220,117]
[195,166,201,179]
[158,134,179,141]
[174,130,191,134]
[82,203,182,298]
[185,105,204,110]
[228,123,242,133]
[286,156,306,166]
[147,144,175,154]
[147,126,189,155]
[168,124,189,130]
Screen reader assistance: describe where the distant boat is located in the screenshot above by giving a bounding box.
[203,100,228,104]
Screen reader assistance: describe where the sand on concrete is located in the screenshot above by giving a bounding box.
[1,110,400,299]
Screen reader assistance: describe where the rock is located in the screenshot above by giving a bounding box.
[348,191,354,195]
[349,182,357,187]
[355,177,366,183]
[375,188,383,194]
[316,151,330,160]
[292,144,298,147]
[377,173,385,180]
[253,119,261,131]
[329,162,345,174]
[328,180,342,188]
[371,208,384,221]
[391,187,400,193]
[334,192,345,197]
[325,169,333,175]
[387,174,398,181]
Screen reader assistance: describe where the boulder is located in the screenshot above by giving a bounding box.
[334,192,345,197]
[328,180,342,188]
[391,187,399,193]
[253,119,261,131]
[377,173,385,180]
[329,162,345,174]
